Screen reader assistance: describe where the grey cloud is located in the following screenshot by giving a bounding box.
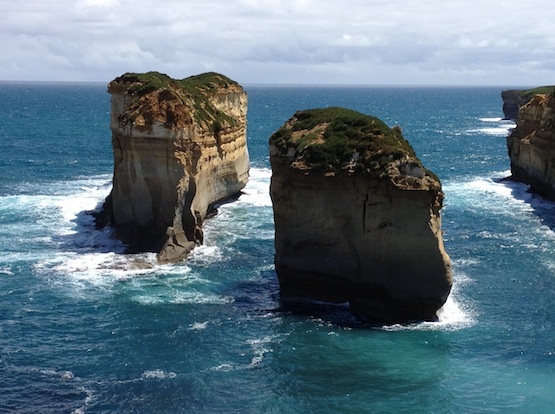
[2,0,555,85]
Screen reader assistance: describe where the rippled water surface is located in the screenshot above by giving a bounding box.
[0,83,553,413]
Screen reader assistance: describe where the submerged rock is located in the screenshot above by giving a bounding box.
[101,71,249,263]
[507,91,555,199]
[269,107,452,323]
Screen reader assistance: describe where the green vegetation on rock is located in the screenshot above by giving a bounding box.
[110,71,241,131]
[116,71,174,95]
[270,107,430,177]
[518,86,555,99]
[114,71,239,96]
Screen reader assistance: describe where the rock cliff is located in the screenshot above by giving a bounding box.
[269,107,452,323]
[502,86,555,120]
[507,91,555,199]
[101,71,249,262]
[502,90,530,120]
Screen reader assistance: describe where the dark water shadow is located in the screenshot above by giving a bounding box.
[498,177,555,230]
[51,200,128,255]
[226,270,415,330]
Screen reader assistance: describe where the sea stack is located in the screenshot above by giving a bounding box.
[507,90,555,199]
[269,107,452,323]
[102,72,249,262]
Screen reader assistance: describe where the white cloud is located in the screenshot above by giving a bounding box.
[1,0,555,85]
[331,33,385,48]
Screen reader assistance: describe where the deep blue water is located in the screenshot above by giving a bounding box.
[0,83,554,413]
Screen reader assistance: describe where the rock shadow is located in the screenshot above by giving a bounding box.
[227,270,401,329]
[499,177,555,230]
[51,201,128,255]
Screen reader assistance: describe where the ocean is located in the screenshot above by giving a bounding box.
[0,83,553,413]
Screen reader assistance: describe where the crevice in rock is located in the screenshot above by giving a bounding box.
[181,175,198,243]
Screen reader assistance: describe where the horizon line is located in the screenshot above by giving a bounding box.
[0,79,537,89]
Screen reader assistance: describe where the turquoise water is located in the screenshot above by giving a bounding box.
[0,83,553,413]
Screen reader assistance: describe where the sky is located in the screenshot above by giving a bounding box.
[2,0,555,86]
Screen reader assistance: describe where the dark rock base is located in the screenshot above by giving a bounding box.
[276,265,446,324]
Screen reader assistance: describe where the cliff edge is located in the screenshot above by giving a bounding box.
[101,71,249,262]
[502,86,555,120]
[507,91,555,199]
[269,107,452,323]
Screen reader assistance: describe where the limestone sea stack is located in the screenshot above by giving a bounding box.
[507,90,555,199]
[269,108,452,323]
[102,72,249,263]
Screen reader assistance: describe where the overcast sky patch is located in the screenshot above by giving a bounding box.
[1,0,554,85]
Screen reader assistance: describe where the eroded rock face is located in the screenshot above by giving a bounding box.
[502,86,555,120]
[502,90,530,120]
[269,108,452,323]
[102,72,249,262]
[507,92,555,199]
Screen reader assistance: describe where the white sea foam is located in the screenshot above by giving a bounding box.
[444,173,555,248]
[37,251,159,285]
[463,178,514,198]
[452,258,480,268]
[132,291,234,306]
[236,168,272,207]
[471,126,514,136]
[380,262,476,332]
[141,369,177,379]
[206,336,276,372]
[39,368,76,379]
[189,321,209,330]
[54,188,107,224]
[7,168,273,303]
[435,294,475,329]
[15,175,172,287]
[73,385,94,414]
[444,174,528,212]
[201,167,274,246]
[246,335,276,367]
[1,176,118,264]
[188,245,224,266]
[210,363,234,372]
[381,294,475,332]
[479,117,503,122]
[467,118,515,136]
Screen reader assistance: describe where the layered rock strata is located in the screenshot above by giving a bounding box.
[507,91,555,199]
[502,86,555,120]
[269,108,452,323]
[101,71,249,262]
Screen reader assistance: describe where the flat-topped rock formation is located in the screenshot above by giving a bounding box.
[101,71,249,262]
[269,107,452,323]
[507,91,555,199]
